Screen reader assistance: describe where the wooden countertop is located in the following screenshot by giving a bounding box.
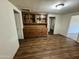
[24,23,47,25]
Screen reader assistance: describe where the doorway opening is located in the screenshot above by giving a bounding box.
[48,17,55,35]
[14,10,21,39]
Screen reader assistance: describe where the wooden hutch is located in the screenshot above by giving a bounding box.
[22,9,48,38]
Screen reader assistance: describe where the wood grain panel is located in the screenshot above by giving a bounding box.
[23,25,47,38]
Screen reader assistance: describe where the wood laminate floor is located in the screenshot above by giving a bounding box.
[14,35,79,59]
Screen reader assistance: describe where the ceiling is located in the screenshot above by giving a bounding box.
[9,0,79,14]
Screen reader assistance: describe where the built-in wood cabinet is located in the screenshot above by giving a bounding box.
[23,25,47,38]
[22,9,48,38]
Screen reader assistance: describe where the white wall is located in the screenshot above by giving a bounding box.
[0,0,23,59]
[52,12,79,36]
[68,15,79,33]
[58,15,71,36]
[9,1,24,40]
[65,12,79,34]
[47,14,70,35]
[66,14,79,42]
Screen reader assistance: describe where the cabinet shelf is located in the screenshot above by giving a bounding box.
[22,11,47,25]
